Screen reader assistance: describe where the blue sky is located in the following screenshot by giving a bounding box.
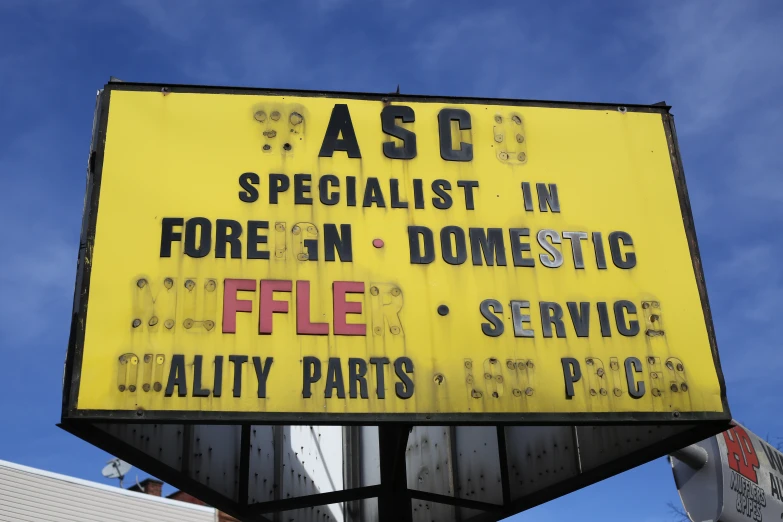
[1,1,782,520]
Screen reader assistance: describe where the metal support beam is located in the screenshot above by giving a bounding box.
[408,489,503,512]
[378,425,412,522]
[343,426,363,522]
[496,427,511,506]
[448,426,462,522]
[246,485,383,515]
[272,426,283,522]
[181,425,192,476]
[239,424,250,506]
[670,444,708,470]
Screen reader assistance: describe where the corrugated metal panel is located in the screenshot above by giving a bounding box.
[505,426,580,499]
[95,423,184,470]
[576,424,686,472]
[188,424,242,501]
[407,427,453,497]
[453,427,502,505]
[247,425,277,504]
[0,460,216,522]
[407,427,456,521]
[93,423,243,503]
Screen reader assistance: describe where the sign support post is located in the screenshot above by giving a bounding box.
[378,425,413,522]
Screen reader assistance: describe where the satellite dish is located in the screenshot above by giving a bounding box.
[102,458,132,487]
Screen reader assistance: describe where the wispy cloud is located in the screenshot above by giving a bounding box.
[0,124,81,345]
[118,0,208,42]
[644,2,783,135]
[636,2,783,232]
[114,1,387,90]
[409,6,605,100]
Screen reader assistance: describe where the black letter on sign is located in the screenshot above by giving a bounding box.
[381,105,416,159]
[469,228,507,266]
[537,183,560,212]
[510,300,534,337]
[509,228,534,267]
[540,302,566,338]
[614,300,640,336]
[408,226,435,264]
[521,182,534,211]
[238,172,259,203]
[324,357,346,398]
[213,356,223,397]
[185,218,211,258]
[457,180,479,210]
[624,357,645,399]
[324,224,352,262]
[302,356,321,398]
[319,104,362,158]
[362,177,386,207]
[229,355,248,398]
[253,357,273,398]
[480,299,504,337]
[160,217,183,257]
[192,355,210,397]
[592,232,607,269]
[216,219,242,259]
[596,302,612,337]
[294,174,313,205]
[537,229,563,268]
[413,179,425,209]
[431,179,452,210]
[561,357,581,399]
[609,231,636,269]
[370,357,390,399]
[394,357,414,399]
[319,175,340,205]
[389,179,408,208]
[562,231,588,269]
[346,176,357,206]
[440,226,467,265]
[348,358,369,399]
[438,108,473,162]
[165,354,187,397]
[247,220,270,260]
[269,174,290,204]
[567,302,590,338]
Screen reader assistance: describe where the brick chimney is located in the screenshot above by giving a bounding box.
[127,478,163,497]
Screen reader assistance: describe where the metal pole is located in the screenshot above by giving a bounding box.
[670,444,709,470]
[378,425,412,522]
[343,426,362,522]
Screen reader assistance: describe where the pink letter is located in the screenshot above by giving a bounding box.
[333,281,366,336]
[222,279,256,333]
[259,280,292,334]
[297,281,329,335]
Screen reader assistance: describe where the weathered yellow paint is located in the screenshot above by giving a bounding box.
[76,89,724,417]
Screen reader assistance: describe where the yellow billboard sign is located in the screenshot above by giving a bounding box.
[63,84,729,423]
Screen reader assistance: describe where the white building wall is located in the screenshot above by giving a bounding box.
[0,459,217,522]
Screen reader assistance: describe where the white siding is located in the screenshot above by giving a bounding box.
[0,459,217,522]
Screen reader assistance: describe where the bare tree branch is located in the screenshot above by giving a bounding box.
[667,501,690,522]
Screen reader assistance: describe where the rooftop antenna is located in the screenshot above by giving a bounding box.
[101,458,132,488]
